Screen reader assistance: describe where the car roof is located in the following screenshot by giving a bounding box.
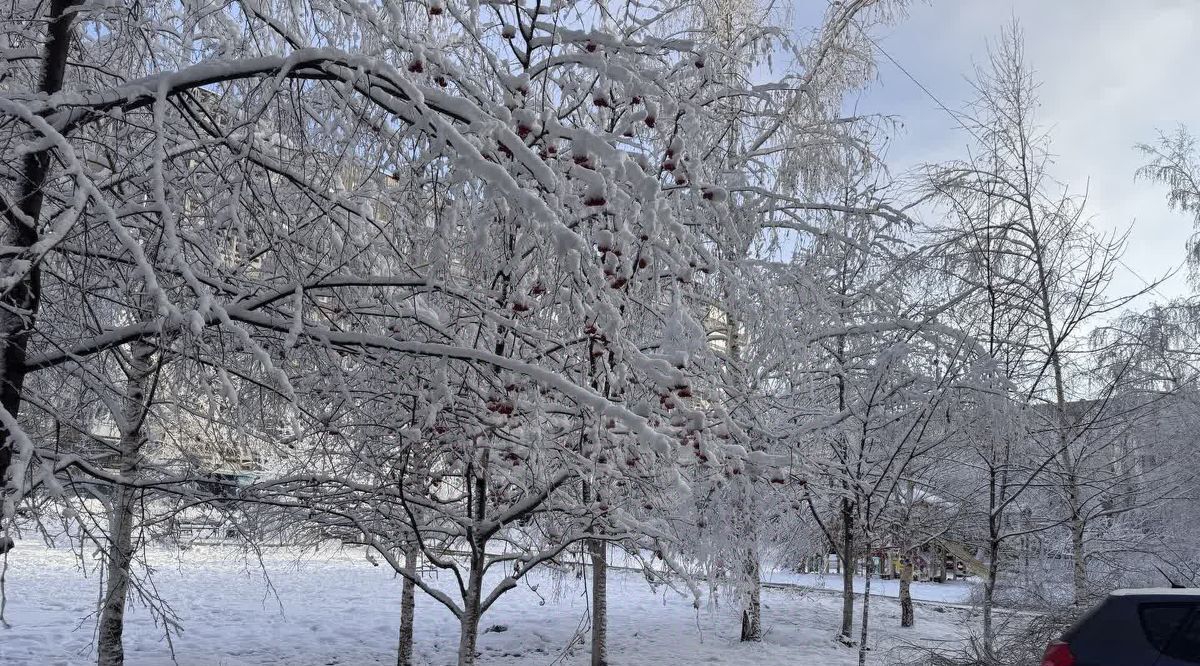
[1111,588,1200,597]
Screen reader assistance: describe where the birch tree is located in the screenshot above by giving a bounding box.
[1138,127,1200,287]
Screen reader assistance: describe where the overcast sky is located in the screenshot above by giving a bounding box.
[839,0,1200,308]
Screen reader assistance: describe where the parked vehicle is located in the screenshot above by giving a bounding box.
[1043,589,1200,665]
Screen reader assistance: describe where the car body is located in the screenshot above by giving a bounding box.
[1044,589,1200,665]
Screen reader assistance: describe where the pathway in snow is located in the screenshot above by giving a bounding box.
[762,570,976,603]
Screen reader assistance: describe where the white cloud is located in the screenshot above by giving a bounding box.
[850,0,1200,304]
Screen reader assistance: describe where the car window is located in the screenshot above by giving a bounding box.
[1139,603,1194,654]
[1163,607,1200,662]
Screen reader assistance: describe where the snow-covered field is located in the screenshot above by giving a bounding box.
[0,543,977,665]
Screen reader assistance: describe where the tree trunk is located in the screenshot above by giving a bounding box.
[590,537,607,666]
[899,556,914,628]
[981,435,1014,658]
[97,486,136,666]
[397,548,417,666]
[839,503,855,641]
[457,452,491,666]
[1070,497,1087,606]
[982,532,1001,657]
[857,556,873,666]
[457,555,484,666]
[97,339,155,666]
[0,0,81,507]
[740,547,762,642]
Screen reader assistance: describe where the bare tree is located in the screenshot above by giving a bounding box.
[928,23,1170,654]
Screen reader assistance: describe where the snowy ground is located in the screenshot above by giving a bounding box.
[0,542,979,665]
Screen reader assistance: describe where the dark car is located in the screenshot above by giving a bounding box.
[1043,589,1200,665]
